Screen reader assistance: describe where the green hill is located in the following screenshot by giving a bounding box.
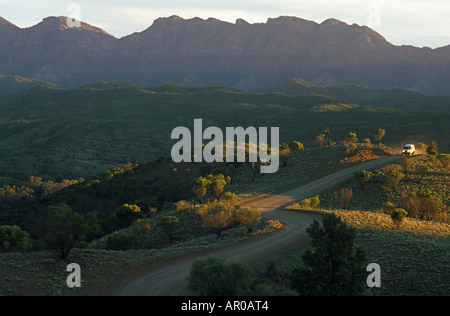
[0,82,448,180]
[0,73,59,95]
[269,78,450,113]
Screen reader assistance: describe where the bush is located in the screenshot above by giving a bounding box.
[300,196,320,209]
[290,213,367,296]
[235,206,262,233]
[382,201,396,214]
[373,128,385,145]
[289,140,304,152]
[42,204,97,260]
[403,188,443,221]
[0,225,32,253]
[391,208,408,229]
[187,256,254,296]
[334,187,353,209]
[426,141,438,156]
[384,170,405,192]
[345,132,358,144]
[354,170,373,190]
[116,204,142,227]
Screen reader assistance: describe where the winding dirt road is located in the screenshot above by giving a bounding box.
[106,155,402,296]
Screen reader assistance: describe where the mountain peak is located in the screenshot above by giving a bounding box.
[321,18,345,26]
[34,16,114,37]
[0,16,18,28]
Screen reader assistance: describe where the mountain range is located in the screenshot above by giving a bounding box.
[1,15,450,95]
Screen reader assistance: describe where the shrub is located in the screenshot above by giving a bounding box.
[300,196,320,209]
[384,170,405,192]
[289,140,304,152]
[0,225,32,253]
[235,206,262,233]
[208,174,231,199]
[373,128,385,145]
[187,256,254,296]
[315,134,326,147]
[391,208,408,229]
[290,213,367,296]
[354,170,373,190]
[220,192,238,211]
[345,132,358,144]
[382,201,396,214]
[426,141,438,155]
[403,188,443,221]
[193,177,211,203]
[334,187,353,209]
[116,203,142,227]
[199,202,235,237]
[43,204,96,260]
[174,200,195,211]
[158,216,179,244]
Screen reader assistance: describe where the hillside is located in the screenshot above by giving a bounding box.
[1,15,450,94]
[269,78,450,113]
[0,145,448,296]
[0,73,59,95]
[0,83,448,180]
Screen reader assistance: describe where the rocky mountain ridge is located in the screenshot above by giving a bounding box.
[0,15,449,94]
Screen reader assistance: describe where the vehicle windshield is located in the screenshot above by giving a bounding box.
[404,146,411,149]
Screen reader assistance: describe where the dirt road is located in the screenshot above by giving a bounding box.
[106,155,402,296]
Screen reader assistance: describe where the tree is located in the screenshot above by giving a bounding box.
[391,208,408,229]
[279,143,291,167]
[0,225,32,253]
[382,201,396,214]
[43,204,93,260]
[220,191,238,211]
[198,201,235,236]
[403,188,443,221]
[344,132,358,155]
[354,170,373,190]
[373,128,386,146]
[116,203,142,227]
[290,213,367,296]
[235,206,262,233]
[188,256,254,296]
[315,134,326,147]
[427,141,438,155]
[345,132,358,144]
[158,216,179,244]
[193,177,211,203]
[334,187,353,209]
[208,174,231,199]
[384,170,405,192]
[289,140,304,152]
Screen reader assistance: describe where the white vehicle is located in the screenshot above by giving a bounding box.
[402,144,416,156]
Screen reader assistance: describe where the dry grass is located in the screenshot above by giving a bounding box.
[284,206,450,295]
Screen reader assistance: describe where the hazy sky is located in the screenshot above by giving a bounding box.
[1,0,449,48]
